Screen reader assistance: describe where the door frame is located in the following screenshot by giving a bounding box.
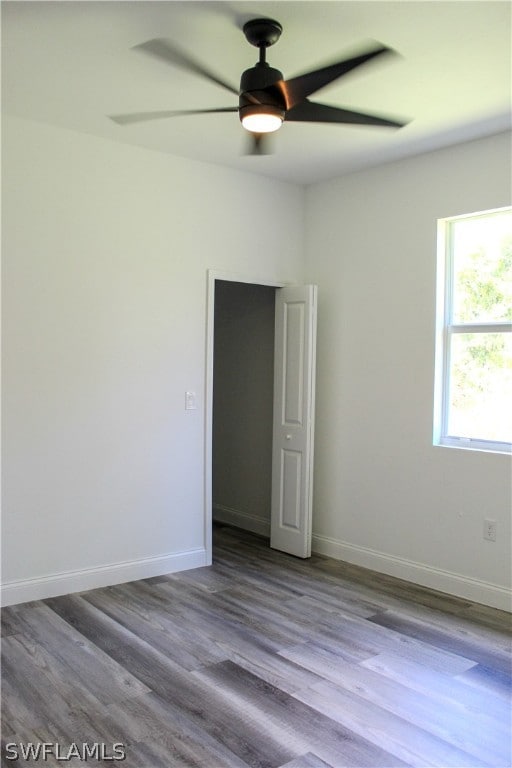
[204,269,288,565]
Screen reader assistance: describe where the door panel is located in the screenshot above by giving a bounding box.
[281,449,301,529]
[283,302,305,425]
[271,285,317,558]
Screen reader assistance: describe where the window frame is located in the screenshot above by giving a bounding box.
[433,207,512,454]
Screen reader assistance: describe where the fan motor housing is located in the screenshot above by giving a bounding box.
[239,63,285,114]
[240,63,283,93]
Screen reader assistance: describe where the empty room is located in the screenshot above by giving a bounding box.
[1,2,511,767]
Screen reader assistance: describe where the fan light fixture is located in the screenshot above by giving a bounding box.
[240,104,284,133]
[111,18,409,155]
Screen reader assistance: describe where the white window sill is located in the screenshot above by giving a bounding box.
[435,437,512,455]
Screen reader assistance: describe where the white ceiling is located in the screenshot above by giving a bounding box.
[2,1,511,185]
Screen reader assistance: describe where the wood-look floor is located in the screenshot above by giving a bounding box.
[2,524,511,768]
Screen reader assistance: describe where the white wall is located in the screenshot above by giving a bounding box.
[305,132,512,610]
[1,115,305,604]
[212,281,275,535]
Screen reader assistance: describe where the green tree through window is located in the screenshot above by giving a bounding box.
[435,208,511,452]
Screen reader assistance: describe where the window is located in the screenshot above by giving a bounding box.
[434,207,512,453]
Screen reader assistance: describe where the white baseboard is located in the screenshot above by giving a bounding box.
[213,504,270,538]
[0,548,207,607]
[5,524,507,611]
[312,533,511,612]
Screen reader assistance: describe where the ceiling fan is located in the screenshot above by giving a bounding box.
[109,18,408,153]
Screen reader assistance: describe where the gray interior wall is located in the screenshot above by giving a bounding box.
[213,281,276,535]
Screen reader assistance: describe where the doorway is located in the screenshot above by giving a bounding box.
[212,279,276,543]
[205,272,285,563]
[205,270,317,565]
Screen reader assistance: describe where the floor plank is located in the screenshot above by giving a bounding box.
[297,664,508,766]
[1,523,510,768]
[360,652,511,726]
[192,660,408,768]
[368,610,511,674]
[278,755,333,768]
[292,679,491,768]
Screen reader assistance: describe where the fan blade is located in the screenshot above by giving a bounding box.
[109,107,238,125]
[285,100,407,128]
[133,38,239,97]
[244,133,273,156]
[275,44,395,109]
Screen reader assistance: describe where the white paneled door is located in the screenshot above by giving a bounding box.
[271,285,317,558]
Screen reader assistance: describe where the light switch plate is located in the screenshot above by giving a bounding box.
[185,391,197,410]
